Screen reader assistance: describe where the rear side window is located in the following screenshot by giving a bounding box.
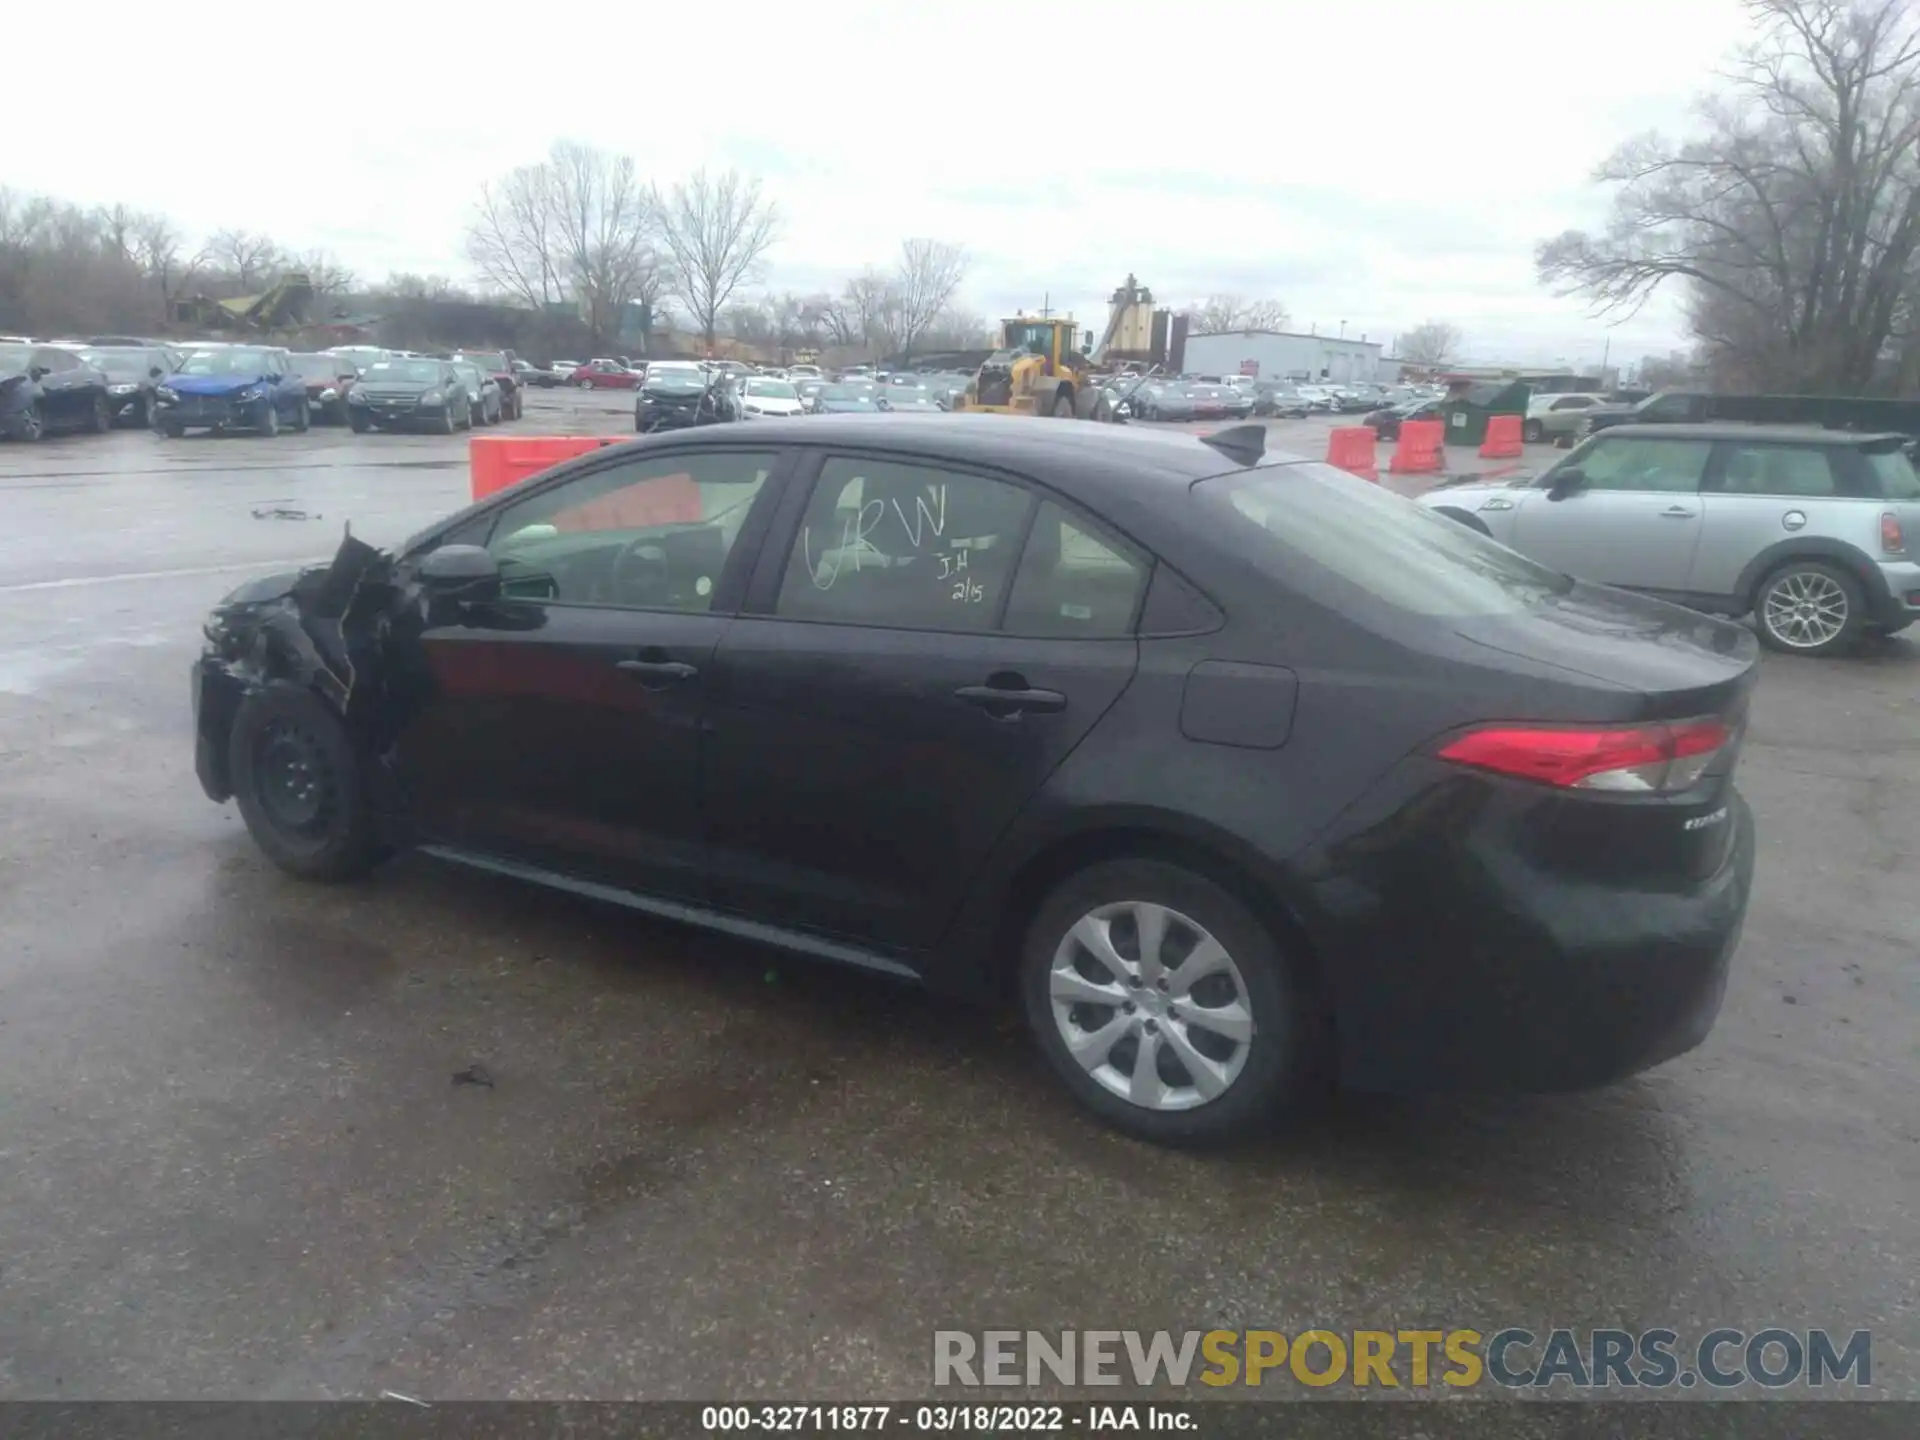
[1003,502,1147,637]
[1865,446,1920,500]
[1199,464,1570,618]
[1714,444,1839,498]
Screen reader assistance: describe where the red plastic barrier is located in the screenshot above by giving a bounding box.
[1388,419,1446,475]
[1326,425,1379,482]
[553,474,702,531]
[470,435,620,501]
[1480,413,1523,459]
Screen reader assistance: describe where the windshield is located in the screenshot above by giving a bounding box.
[1199,464,1571,617]
[819,386,877,405]
[744,379,798,398]
[83,349,156,378]
[1866,445,1920,499]
[289,353,344,379]
[179,349,269,376]
[645,369,709,393]
[364,360,443,385]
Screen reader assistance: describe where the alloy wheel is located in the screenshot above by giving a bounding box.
[1762,570,1848,650]
[1048,901,1255,1112]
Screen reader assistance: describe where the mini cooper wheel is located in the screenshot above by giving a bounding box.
[1754,560,1865,657]
[229,682,381,881]
[1020,859,1319,1145]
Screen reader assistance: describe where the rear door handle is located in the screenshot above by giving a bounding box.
[1660,505,1696,518]
[953,684,1067,714]
[616,658,698,686]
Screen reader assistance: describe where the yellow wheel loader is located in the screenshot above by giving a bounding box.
[955,317,1115,421]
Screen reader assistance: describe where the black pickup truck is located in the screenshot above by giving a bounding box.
[1581,389,1920,452]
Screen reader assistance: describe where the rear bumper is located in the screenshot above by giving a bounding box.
[1867,558,1920,629]
[1309,787,1754,1094]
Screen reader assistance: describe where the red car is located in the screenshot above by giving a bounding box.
[454,350,525,420]
[574,359,639,390]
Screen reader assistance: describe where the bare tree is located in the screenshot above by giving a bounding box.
[824,269,896,350]
[1538,0,1920,392]
[881,238,969,359]
[206,229,284,290]
[376,272,472,303]
[1398,320,1465,369]
[1636,350,1700,388]
[466,162,569,310]
[296,249,357,297]
[547,141,659,348]
[653,168,780,346]
[1191,294,1291,334]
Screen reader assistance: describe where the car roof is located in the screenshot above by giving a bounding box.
[639,412,1309,495]
[1594,423,1912,446]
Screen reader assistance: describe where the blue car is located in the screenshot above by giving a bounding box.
[153,347,310,438]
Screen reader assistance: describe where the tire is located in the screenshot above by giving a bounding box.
[227,681,382,882]
[90,394,112,434]
[1146,404,1161,422]
[1522,419,1544,443]
[1753,558,1867,657]
[259,398,279,437]
[1019,858,1322,1146]
[1051,390,1075,418]
[21,402,47,441]
[349,413,371,434]
[293,396,310,432]
[161,421,184,439]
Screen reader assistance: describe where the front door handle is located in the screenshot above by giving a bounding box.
[1660,506,1696,518]
[616,658,698,687]
[954,684,1067,715]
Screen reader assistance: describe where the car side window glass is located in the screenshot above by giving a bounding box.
[1576,437,1710,493]
[1004,501,1148,638]
[776,456,1035,632]
[1716,445,1838,498]
[486,450,774,611]
[1552,396,1593,411]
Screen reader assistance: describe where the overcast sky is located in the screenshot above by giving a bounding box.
[16,1,1754,366]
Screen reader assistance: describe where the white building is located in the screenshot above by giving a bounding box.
[1179,329,1384,384]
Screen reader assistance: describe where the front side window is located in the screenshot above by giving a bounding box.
[776,456,1035,632]
[1570,436,1711,494]
[486,451,774,610]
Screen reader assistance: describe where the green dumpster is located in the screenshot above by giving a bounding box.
[1442,381,1531,446]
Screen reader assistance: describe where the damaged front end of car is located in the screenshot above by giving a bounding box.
[192,530,407,815]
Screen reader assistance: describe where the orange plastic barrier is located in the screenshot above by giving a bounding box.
[554,474,702,532]
[1326,426,1379,482]
[1388,419,1446,475]
[1480,413,1523,459]
[470,435,621,502]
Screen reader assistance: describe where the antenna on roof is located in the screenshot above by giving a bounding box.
[1197,424,1265,468]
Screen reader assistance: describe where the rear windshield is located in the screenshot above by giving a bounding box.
[1865,445,1920,499]
[1197,464,1572,617]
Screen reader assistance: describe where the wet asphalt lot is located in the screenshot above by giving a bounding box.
[0,387,1914,1402]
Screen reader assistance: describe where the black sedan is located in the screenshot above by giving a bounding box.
[347,358,471,434]
[634,365,740,431]
[1363,398,1443,440]
[878,380,941,413]
[81,346,174,426]
[0,343,114,439]
[809,382,881,414]
[190,416,1757,1146]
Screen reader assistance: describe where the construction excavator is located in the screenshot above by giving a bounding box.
[955,315,1114,420]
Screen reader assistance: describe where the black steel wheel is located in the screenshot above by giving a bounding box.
[229,682,382,881]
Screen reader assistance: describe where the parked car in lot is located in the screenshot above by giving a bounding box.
[454,351,525,420]
[1525,392,1608,444]
[1253,382,1310,418]
[549,360,581,382]
[879,379,942,413]
[794,377,830,409]
[634,362,740,431]
[450,360,503,426]
[154,347,309,438]
[0,342,114,439]
[347,357,471,434]
[1420,423,1920,656]
[1363,397,1444,440]
[191,416,1759,1145]
[737,376,806,418]
[810,382,881,415]
[575,359,639,390]
[79,345,173,427]
[328,345,388,376]
[1184,385,1244,421]
[1135,382,1196,423]
[288,351,361,425]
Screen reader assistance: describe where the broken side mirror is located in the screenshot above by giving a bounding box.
[29,366,48,381]
[419,544,502,603]
[1546,467,1587,501]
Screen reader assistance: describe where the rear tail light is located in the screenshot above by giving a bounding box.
[1438,717,1733,793]
[1881,511,1905,554]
